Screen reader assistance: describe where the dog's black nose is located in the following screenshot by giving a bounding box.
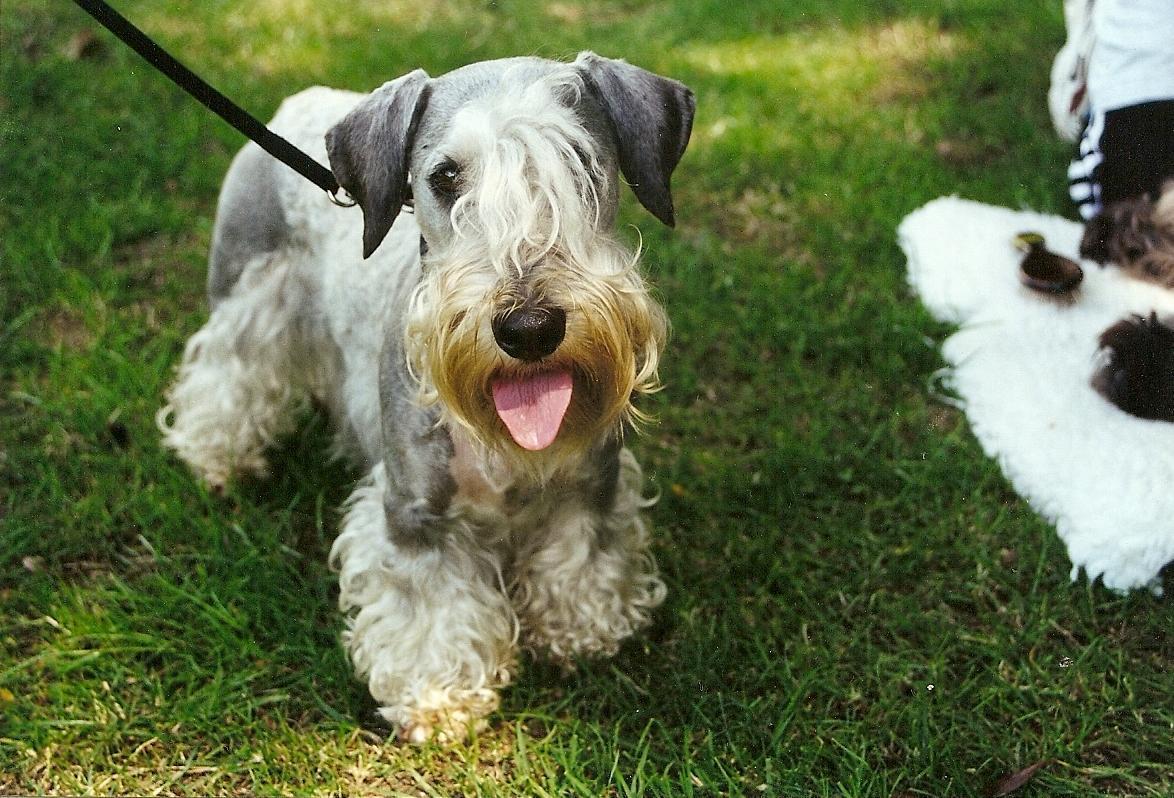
[492,306,566,361]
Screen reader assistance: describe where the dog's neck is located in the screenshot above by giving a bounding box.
[446,424,596,498]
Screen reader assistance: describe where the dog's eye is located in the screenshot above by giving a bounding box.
[429,160,462,200]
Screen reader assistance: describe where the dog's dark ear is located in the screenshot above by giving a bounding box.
[575,52,695,227]
[1080,210,1115,263]
[326,70,431,258]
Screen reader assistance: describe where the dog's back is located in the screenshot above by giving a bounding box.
[207,88,368,307]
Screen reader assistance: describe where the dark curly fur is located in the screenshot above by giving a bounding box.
[1093,313,1174,422]
[1083,179,1174,420]
[1080,182,1174,287]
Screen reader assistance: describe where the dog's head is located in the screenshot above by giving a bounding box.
[326,53,694,463]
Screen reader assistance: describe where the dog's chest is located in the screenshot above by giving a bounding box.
[448,432,509,513]
[445,431,557,534]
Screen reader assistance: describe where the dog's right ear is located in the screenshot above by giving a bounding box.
[575,52,695,228]
[326,70,431,259]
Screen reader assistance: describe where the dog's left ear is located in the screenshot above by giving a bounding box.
[326,70,431,258]
[575,52,695,227]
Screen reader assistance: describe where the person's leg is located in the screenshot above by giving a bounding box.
[1097,100,1174,206]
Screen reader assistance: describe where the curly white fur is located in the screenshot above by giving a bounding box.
[510,448,665,661]
[330,463,518,742]
[157,252,333,489]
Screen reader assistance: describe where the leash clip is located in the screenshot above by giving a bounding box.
[328,187,357,208]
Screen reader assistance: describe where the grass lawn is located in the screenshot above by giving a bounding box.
[2,0,1171,795]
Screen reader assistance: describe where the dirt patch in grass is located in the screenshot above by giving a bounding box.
[39,307,96,352]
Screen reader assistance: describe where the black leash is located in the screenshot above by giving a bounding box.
[71,0,354,207]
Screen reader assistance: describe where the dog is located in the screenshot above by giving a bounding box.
[158,52,695,742]
[1081,183,1174,422]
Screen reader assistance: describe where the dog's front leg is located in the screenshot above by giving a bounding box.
[330,345,517,743]
[329,456,516,743]
[513,443,666,664]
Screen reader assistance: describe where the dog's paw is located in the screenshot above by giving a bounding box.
[198,454,270,495]
[156,402,271,492]
[396,707,489,745]
[379,687,499,745]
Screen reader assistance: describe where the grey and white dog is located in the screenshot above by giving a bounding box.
[159,52,695,742]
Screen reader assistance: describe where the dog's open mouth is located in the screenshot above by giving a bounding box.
[491,368,573,451]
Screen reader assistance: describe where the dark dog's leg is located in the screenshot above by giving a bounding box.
[1093,313,1174,421]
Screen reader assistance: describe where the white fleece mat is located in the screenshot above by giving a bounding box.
[899,197,1174,593]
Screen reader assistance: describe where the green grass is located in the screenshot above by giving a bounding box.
[2,0,1171,795]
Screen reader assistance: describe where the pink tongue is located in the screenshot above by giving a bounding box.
[491,369,573,451]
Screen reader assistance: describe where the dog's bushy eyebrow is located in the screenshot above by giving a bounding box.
[440,78,610,275]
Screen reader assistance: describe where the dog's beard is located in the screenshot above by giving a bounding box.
[404,239,666,471]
